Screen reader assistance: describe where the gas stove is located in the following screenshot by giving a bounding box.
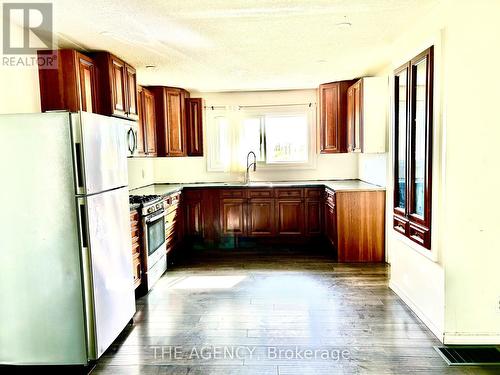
[129,194,164,216]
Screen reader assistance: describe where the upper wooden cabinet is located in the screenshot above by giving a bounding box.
[93,52,138,120]
[185,98,204,156]
[318,80,353,153]
[136,86,157,157]
[347,77,387,153]
[150,87,190,157]
[38,49,99,113]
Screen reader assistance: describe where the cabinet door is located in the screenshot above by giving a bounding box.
[220,199,246,236]
[110,56,127,117]
[186,98,204,156]
[125,65,138,119]
[77,53,98,113]
[248,199,274,236]
[319,81,351,153]
[165,89,185,156]
[347,80,362,153]
[136,86,146,155]
[143,88,157,156]
[305,200,322,236]
[185,199,202,237]
[324,202,337,248]
[276,200,304,235]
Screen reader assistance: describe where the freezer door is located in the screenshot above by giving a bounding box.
[81,186,135,359]
[73,112,129,195]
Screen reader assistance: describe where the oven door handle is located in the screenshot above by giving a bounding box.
[145,212,166,223]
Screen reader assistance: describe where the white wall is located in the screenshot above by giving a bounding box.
[384,2,446,340]
[153,89,359,183]
[441,0,500,344]
[0,23,41,114]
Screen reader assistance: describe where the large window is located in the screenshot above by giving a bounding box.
[393,47,433,249]
[207,105,315,171]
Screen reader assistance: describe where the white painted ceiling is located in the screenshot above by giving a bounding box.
[49,0,438,91]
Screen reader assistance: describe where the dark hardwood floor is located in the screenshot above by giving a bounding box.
[92,248,499,375]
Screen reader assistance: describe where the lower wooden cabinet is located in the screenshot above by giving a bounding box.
[180,186,385,262]
[305,199,322,236]
[247,199,275,236]
[276,199,304,235]
[220,199,246,236]
[184,196,202,237]
[130,209,142,289]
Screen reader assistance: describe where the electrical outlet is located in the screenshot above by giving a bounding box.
[142,169,145,178]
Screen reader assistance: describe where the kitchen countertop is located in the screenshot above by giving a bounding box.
[129,179,385,197]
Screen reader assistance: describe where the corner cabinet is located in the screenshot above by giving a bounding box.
[38,49,99,113]
[347,77,387,153]
[137,86,157,156]
[150,87,190,157]
[318,80,353,153]
[185,98,204,156]
[93,52,138,120]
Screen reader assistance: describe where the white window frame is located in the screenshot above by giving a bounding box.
[206,104,317,172]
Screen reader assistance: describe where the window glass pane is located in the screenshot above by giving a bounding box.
[242,117,264,161]
[265,114,308,163]
[396,70,407,209]
[414,59,427,216]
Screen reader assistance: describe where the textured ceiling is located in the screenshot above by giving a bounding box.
[48,0,438,91]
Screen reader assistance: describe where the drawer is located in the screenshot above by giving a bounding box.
[130,210,139,226]
[305,188,322,199]
[184,189,201,200]
[248,189,273,198]
[165,210,179,225]
[220,189,246,198]
[275,188,303,198]
[409,223,429,247]
[131,240,141,257]
[132,256,141,288]
[166,203,179,215]
[393,215,408,235]
[164,191,181,207]
[130,226,140,239]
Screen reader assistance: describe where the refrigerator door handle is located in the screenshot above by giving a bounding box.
[77,198,97,360]
[127,127,137,154]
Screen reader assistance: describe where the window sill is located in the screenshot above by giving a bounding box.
[392,230,438,262]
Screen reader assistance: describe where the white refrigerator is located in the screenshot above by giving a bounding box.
[0,111,136,365]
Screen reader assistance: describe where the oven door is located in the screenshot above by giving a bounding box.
[144,211,166,269]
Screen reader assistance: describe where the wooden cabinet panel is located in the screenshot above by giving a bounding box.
[166,89,183,156]
[347,77,387,154]
[186,98,204,156]
[336,191,385,262]
[347,80,362,153]
[305,200,322,236]
[136,86,146,155]
[130,209,142,289]
[150,87,189,157]
[248,199,275,236]
[220,189,246,198]
[319,81,352,153]
[38,50,98,113]
[275,188,303,198]
[110,56,127,117]
[220,199,246,236]
[185,199,202,237]
[324,201,337,249]
[276,200,304,235]
[126,65,138,120]
[248,189,274,198]
[93,52,138,120]
[137,86,157,156]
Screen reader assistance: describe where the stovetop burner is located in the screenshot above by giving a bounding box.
[129,194,162,206]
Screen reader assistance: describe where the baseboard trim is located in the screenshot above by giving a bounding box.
[389,280,444,342]
[444,333,500,345]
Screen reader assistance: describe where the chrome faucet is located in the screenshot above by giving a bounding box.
[245,151,257,184]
